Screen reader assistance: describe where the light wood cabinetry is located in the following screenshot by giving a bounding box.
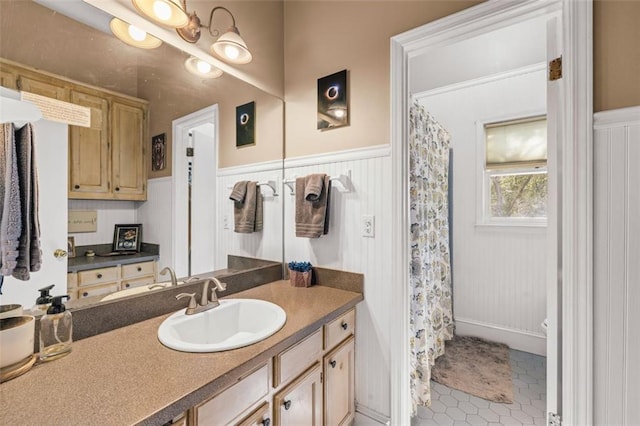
[191,308,356,426]
[274,363,323,426]
[0,58,148,201]
[67,260,157,300]
[323,337,355,426]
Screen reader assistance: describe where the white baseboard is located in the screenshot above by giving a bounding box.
[355,404,390,426]
[455,317,546,356]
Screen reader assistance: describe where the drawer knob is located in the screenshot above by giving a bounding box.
[74,184,80,189]
[125,283,130,288]
[330,360,337,368]
[97,273,103,279]
[341,321,348,330]
[283,400,292,410]
[82,292,88,297]
[115,187,120,191]
[137,267,142,272]
[262,419,271,426]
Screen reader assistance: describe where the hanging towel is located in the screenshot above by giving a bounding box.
[233,181,259,233]
[295,174,331,238]
[13,124,42,280]
[0,123,22,277]
[229,180,247,203]
[254,186,263,232]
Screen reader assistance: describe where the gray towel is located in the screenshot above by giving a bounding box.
[304,174,324,202]
[13,124,42,280]
[234,181,259,233]
[295,174,331,238]
[229,180,247,202]
[255,186,263,232]
[0,123,22,276]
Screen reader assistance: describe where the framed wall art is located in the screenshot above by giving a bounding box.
[151,133,166,171]
[317,69,349,130]
[112,224,142,252]
[236,101,255,147]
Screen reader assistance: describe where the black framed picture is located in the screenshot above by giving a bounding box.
[112,224,142,252]
[236,101,255,147]
[317,69,349,130]
[151,133,166,171]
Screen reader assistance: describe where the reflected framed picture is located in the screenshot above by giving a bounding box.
[67,236,76,258]
[112,224,142,252]
[317,69,348,130]
[151,133,166,171]
[236,101,255,147]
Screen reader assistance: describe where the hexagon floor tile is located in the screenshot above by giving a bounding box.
[412,349,546,425]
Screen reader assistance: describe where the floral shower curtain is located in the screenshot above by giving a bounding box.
[409,100,454,414]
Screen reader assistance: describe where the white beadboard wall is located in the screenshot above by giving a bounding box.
[593,106,640,426]
[216,163,284,269]
[284,145,392,419]
[136,177,173,272]
[416,66,548,355]
[68,199,137,247]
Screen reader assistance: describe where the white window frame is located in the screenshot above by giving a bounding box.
[476,111,548,227]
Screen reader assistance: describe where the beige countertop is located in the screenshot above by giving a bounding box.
[0,280,363,425]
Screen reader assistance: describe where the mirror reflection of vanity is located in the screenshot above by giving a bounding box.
[0,0,285,310]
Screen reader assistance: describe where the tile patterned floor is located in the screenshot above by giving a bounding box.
[412,350,547,426]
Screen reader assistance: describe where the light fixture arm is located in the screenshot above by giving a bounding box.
[207,6,237,38]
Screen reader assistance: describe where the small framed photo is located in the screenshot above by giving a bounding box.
[112,224,142,252]
[236,101,256,147]
[151,133,166,171]
[67,236,76,258]
[317,69,349,130]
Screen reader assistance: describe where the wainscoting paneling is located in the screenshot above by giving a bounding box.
[594,106,640,426]
[284,147,392,420]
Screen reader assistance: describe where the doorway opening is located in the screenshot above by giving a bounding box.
[172,105,219,278]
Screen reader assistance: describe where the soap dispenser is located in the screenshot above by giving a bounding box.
[39,295,72,362]
[30,284,55,316]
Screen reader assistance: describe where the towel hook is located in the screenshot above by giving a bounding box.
[257,180,278,196]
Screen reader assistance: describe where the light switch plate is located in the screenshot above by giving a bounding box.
[362,215,375,238]
[223,215,229,230]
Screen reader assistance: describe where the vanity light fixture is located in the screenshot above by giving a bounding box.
[207,6,252,64]
[184,56,223,79]
[131,0,189,28]
[109,18,162,49]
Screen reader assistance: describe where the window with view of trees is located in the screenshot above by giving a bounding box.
[483,116,547,224]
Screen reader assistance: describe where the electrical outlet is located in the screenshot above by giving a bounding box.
[223,215,229,230]
[362,215,375,238]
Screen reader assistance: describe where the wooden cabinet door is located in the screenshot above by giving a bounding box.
[237,402,271,426]
[324,336,355,426]
[18,75,68,100]
[68,89,110,198]
[274,363,322,426]
[0,68,17,90]
[111,100,146,200]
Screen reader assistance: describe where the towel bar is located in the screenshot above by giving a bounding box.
[283,171,351,194]
[227,180,279,196]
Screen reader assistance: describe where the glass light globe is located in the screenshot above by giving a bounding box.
[153,1,172,21]
[127,25,147,42]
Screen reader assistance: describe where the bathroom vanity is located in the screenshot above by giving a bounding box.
[0,279,363,425]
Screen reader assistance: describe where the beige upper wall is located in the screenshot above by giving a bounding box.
[284,0,640,159]
[594,0,640,112]
[0,1,285,176]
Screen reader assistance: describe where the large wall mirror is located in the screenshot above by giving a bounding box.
[0,0,284,308]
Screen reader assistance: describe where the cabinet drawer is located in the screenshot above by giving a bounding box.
[274,328,322,388]
[196,364,269,426]
[78,267,119,286]
[121,276,155,290]
[122,261,155,279]
[237,401,271,426]
[78,282,120,299]
[67,273,78,290]
[324,308,355,350]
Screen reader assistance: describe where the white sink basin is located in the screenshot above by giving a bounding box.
[157,299,286,352]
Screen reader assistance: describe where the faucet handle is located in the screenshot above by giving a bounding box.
[176,292,197,314]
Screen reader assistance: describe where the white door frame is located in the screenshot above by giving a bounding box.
[390,0,593,424]
[171,104,219,277]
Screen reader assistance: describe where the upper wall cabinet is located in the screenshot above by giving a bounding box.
[0,58,148,201]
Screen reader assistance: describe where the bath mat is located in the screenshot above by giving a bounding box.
[431,335,513,403]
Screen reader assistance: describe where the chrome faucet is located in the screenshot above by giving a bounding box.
[175,277,227,315]
[159,266,178,287]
